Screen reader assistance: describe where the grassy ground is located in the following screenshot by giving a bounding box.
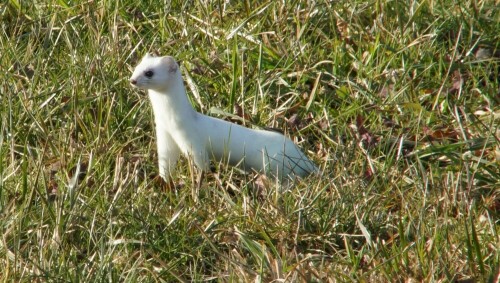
[1,0,499,281]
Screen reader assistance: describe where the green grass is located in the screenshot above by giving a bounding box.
[1,0,499,281]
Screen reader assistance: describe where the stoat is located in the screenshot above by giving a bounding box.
[129,54,318,182]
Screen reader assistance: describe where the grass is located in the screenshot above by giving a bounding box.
[1,0,499,281]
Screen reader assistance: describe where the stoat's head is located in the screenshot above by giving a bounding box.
[130,54,179,91]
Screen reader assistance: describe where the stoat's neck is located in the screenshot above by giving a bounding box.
[147,74,197,129]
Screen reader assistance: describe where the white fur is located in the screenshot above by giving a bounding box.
[130,54,318,181]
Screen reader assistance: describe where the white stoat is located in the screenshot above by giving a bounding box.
[129,54,318,182]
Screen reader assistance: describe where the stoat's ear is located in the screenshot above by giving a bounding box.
[144,53,152,59]
[161,56,178,73]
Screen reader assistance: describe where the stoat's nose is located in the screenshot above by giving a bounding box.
[130,79,137,85]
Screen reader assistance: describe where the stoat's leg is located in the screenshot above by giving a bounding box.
[190,146,210,172]
[156,129,180,180]
[196,170,204,190]
[188,146,209,190]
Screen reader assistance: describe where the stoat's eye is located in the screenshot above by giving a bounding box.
[144,70,154,78]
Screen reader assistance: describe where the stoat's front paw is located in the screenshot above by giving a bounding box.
[153,175,177,191]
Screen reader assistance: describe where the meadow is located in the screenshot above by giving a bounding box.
[0,0,499,281]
